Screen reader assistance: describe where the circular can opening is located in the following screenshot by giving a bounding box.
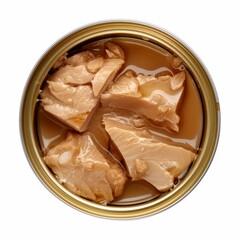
[20,21,220,219]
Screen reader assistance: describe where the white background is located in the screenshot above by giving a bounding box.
[1,0,239,239]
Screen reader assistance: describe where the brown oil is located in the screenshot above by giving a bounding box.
[37,37,203,205]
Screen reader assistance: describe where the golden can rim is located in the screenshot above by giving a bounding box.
[20,21,220,219]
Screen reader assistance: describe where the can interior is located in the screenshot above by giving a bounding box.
[36,36,204,206]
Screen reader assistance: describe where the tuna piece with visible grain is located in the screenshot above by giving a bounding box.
[41,42,125,132]
[44,132,127,204]
[41,83,98,132]
[101,70,185,131]
[103,114,195,191]
[91,59,124,97]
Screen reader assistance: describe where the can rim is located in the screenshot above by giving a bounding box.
[20,21,220,219]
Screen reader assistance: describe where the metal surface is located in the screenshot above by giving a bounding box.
[20,21,220,219]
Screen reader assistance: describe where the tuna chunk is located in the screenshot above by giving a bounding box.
[41,83,98,132]
[41,42,125,132]
[105,42,125,59]
[50,64,94,85]
[103,114,196,191]
[44,132,127,203]
[91,59,124,97]
[101,70,185,131]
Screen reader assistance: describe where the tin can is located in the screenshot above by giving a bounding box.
[20,21,220,219]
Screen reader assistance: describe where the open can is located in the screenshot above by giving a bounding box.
[20,21,220,219]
